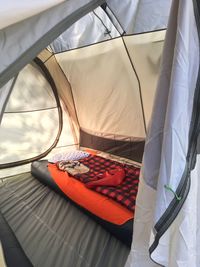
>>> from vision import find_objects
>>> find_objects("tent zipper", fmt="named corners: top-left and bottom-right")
top-left (149, 164), bottom-right (190, 255)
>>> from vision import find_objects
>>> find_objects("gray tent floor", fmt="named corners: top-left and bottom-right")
top-left (0, 172), bottom-right (129, 267)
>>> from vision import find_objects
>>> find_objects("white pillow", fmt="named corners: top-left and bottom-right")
top-left (48, 150), bottom-right (90, 163)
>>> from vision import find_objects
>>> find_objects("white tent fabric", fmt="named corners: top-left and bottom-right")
top-left (50, 6), bottom-right (121, 52)
top-left (0, 79), bottom-right (14, 124)
top-left (0, 0), bottom-right (65, 30)
top-left (0, 64), bottom-right (76, 178)
top-left (49, 0), bottom-right (171, 52)
top-left (125, 0), bottom-right (200, 266)
top-left (107, 0), bottom-right (172, 34)
top-left (0, 0), bottom-right (105, 88)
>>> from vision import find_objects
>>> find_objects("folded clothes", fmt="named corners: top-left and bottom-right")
top-left (86, 166), bottom-right (125, 188)
top-left (56, 161), bottom-right (89, 176)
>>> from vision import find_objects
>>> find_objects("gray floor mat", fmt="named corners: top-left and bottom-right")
top-left (0, 173), bottom-right (129, 267)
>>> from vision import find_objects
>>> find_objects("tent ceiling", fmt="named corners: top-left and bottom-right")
top-left (0, 0), bottom-right (65, 30)
top-left (107, 0), bottom-right (172, 34)
top-left (50, 6), bottom-right (121, 53)
top-left (0, 0), bottom-right (105, 89)
top-left (0, 0), bottom-right (173, 90)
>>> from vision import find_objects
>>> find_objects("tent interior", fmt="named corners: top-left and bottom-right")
top-left (0, 1), bottom-right (173, 266)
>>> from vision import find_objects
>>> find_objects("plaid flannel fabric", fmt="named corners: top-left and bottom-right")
top-left (73, 155), bottom-right (140, 212)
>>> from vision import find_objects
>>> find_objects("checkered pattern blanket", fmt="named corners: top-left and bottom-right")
top-left (73, 155), bottom-right (140, 212)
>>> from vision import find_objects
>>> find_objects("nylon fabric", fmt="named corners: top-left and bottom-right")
top-left (0, 0), bottom-right (65, 30)
top-left (0, 79), bottom-right (14, 125)
top-left (5, 64), bottom-right (56, 112)
top-left (125, 0), bottom-right (200, 266)
top-left (56, 37), bottom-right (146, 138)
top-left (48, 163), bottom-right (133, 224)
top-left (0, 110), bottom-right (59, 164)
top-left (41, 52), bottom-right (80, 143)
top-left (0, 212), bottom-right (32, 267)
top-left (0, 62), bottom-right (76, 171)
top-left (107, 0), bottom-right (172, 34)
top-left (124, 31), bottom-right (165, 127)
top-left (56, 32), bottom-right (164, 139)
top-left (0, 174), bottom-right (129, 267)
top-left (50, 7), bottom-right (120, 52)
top-left (0, 0), bottom-right (105, 88)
top-left (0, 107), bottom-right (75, 166)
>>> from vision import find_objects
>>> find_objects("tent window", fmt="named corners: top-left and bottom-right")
top-left (0, 61), bottom-right (62, 168)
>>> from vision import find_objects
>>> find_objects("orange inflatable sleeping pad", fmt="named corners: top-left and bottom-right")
top-left (48, 163), bottom-right (133, 225)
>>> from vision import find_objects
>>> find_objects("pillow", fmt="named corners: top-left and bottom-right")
top-left (48, 150), bottom-right (90, 163)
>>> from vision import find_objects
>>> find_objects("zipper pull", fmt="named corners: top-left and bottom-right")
top-left (164, 185), bottom-right (182, 201)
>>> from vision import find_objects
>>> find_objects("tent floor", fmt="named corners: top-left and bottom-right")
top-left (0, 173), bottom-right (129, 267)
top-left (0, 211), bottom-right (33, 267)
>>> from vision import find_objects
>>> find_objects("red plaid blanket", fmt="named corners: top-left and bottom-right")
top-left (72, 155), bottom-right (140, 212)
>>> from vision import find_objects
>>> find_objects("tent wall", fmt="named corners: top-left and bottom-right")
top-left (55, 32), bottom-right (165, 161)
top-left (125, 0), bottom-right (200, 266)
top-left (124, 31), bottom-right (165, 126)
top-left (50, 6), bottom-right (122, 52)
top-left (0, 29), bottom-right (165, 173)
top-left (0, 62), bottom-right (76, 178)
top-left (79, 129), bottom-right (145, 162)
top-left (49, 1), bottom-right (171, 53)
top-left (38, 50), bottom-right (80, 144)
top-left (0, 64), bottom-right (61, 165)
top-left (0, 24), bottom-right (166, 174)
top-left (56, 38), bottom-right (146, 138)
top-left (0, 79), bottom-right (15, 125)
top-left (0, 0), bottom-right (170, 172)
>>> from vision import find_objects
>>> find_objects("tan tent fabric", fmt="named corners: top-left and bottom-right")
top-left (40, 51), bottom-right (80, 144)
top-left (56, 38), bottom-right (146, 139)
top-left (0, 243), bottom-right (7, 267)
top-left (56, 32), bottom-right (165, 139)
top-left (124, 31), bottom-right (165, 126)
